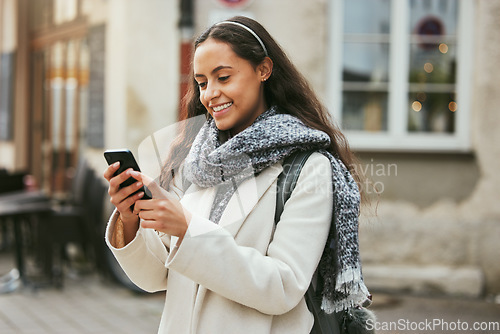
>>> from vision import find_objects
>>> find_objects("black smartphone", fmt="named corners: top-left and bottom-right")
top-left (104, 149), bottom-right (152, 200)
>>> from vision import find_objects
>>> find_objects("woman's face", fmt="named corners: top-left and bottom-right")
top-left (194, 38), bottom-right (271, 136)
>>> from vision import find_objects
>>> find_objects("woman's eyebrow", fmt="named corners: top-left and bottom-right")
top-left (195, 65), bottom-right (233, 78)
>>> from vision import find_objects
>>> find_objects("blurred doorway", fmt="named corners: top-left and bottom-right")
top-left (29, 0), bottom-right (89, 196)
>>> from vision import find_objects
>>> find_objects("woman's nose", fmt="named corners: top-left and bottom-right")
top-left (204, 82), bottom-right (220, 101)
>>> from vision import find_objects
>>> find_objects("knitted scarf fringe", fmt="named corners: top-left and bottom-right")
top-left (321, 267), bottom-right (371, 314)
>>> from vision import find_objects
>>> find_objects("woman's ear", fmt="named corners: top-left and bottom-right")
top-left (258, 57), bottom-right (273, 82)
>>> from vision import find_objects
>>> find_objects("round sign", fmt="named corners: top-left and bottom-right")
top-left (215, 0), bottom-right (254, 9)
top-left (415, 16), bottom-right (445, 50)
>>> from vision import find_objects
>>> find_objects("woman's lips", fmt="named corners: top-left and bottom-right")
top-left (212, 102), bottom-right (233, 118)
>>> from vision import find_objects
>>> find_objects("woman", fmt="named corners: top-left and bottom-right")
top-left (104, 16), bottom-right (370, 334)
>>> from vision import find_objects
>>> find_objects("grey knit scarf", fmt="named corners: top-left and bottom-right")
top-left (183, 107), bottom-right (371, 313)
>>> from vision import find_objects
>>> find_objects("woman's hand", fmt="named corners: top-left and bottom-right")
top-left (130, 171), bottom-right (192, 243)
top-left (103, 162), bottom-right (143, 244)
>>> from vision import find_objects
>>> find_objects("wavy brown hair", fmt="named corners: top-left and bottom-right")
top-left (161, 16), bottom-right (366, 201)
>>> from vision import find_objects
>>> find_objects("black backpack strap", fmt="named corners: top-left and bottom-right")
top-left (274, 150), bottom-right (315, 225)
top-left (275, 150), bottom-right (350, 334)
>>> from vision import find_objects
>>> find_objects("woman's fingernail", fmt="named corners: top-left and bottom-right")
top-left (113, 161), bottom-right (120, 168)
top-left (136, 182), bottom-right (143, 187)
top-left (137, 192), bottom-right (144, 198)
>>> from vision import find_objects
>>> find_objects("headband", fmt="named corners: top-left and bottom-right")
top-left (216, 21), bottom-right (269, 57)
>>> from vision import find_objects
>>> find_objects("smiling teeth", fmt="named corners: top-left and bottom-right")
top-left (213, 102), bottom-right (232, 112)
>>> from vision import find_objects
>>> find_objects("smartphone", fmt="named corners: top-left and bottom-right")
top-left (104, 149), bottom-right (152, 200)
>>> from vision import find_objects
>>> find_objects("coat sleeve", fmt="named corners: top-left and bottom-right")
top-left (104, 165), bottom-right (187, 292)
top-left (105, 210), bottom-right (170, 292)
top-left (165, 153), bottom-right (333, 315)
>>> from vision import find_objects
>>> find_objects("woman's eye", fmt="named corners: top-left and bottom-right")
top-left (219, 76), bottom-right (230, 82)
top-left (197, 82), bottom-right (207, 89)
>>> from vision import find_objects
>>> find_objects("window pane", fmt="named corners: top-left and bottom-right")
top-left (409, 42), bottom-right (456, 84)
top-left (87, 25), bottom-right (106, 148)
top-left (50, 42), bottom-right (64, 151)
top-left (65, 40), bottom-right (78, 151)
top-left (342, 0), bottom-right (390, 134)
top-left (0, 53), bottom-right (15, 140)
top-left (409, 0), bottom-right (458, 36)
top-left (54, 0), bottom-right (78, 24)
top-left (343, 42), bottom-right (390, 82)
top-left (344, 0), bottom-right (391, 34)
top-left (408, 92), bottom-right (456, 133)
top-left (408, 0), bottom-right (458, 134)
top-left (342, 92), bottom-right (388, 132)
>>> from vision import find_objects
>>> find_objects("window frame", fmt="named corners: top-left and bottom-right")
top-left (327, 0), bottom-right (474, 152)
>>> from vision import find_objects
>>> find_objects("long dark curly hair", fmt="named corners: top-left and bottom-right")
top-left (160, 16), bottom-right (365, 200)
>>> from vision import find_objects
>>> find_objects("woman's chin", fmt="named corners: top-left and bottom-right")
top-left (214, 120), bottom-right (231, 132)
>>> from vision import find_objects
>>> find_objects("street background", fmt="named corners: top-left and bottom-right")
top-left (1, 0), bottom-right (500, 333)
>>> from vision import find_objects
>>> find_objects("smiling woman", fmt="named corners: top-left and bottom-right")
top-left (103, 16), bottom-right (372, 334)
top-left (194, 39), bottom-right (272, 135)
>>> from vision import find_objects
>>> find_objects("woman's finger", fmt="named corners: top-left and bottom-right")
top-left (132, 198), bottom-right (159, 216)
top-left (130, 171), bottom-right (175, 200)
top-left (103, 162), bottom-right (120, 181)
top-left (112, 181), bottom-right (145, 206)
top-left (115, 191), bottom-right (144, 213)
top-left (134, 197), bottom-right (191, 238)
top-left (140, 217), bottom-right (187, 239)
top-left (137, 207), bottom-right (156, 221)
top-left (133, 197), bottom-right (161, 211)
top-left (140, 219), bottom-right (161, 230)
top-left (109, 168), bottom-right (136, 189)
top-left (108, 173), bottom-right (138, 201)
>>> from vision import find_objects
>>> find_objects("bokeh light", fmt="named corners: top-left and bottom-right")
top-left (424, 62), bottom-right (434, 73)
top-left (449, 101), bottom-right (457, 112)
top-left (439, 43), bottom-right (449, 54)
top-left (412, 101), bottom-right (422, 112)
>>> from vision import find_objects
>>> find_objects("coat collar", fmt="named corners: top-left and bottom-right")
top-left (181, 162), bottom-right (283, 237)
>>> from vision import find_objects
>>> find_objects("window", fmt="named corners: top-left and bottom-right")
top-left (328, 0), bottom-right (474, 151)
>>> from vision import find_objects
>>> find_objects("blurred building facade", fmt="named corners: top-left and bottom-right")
top-left (0, 0), bottom-right (499, 296)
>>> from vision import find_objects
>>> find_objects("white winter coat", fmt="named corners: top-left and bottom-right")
top-left (105, 152), bottom-right (333, 334)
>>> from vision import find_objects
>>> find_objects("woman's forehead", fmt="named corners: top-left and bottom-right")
top-left (193, 39), bottom-right (241, 74)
